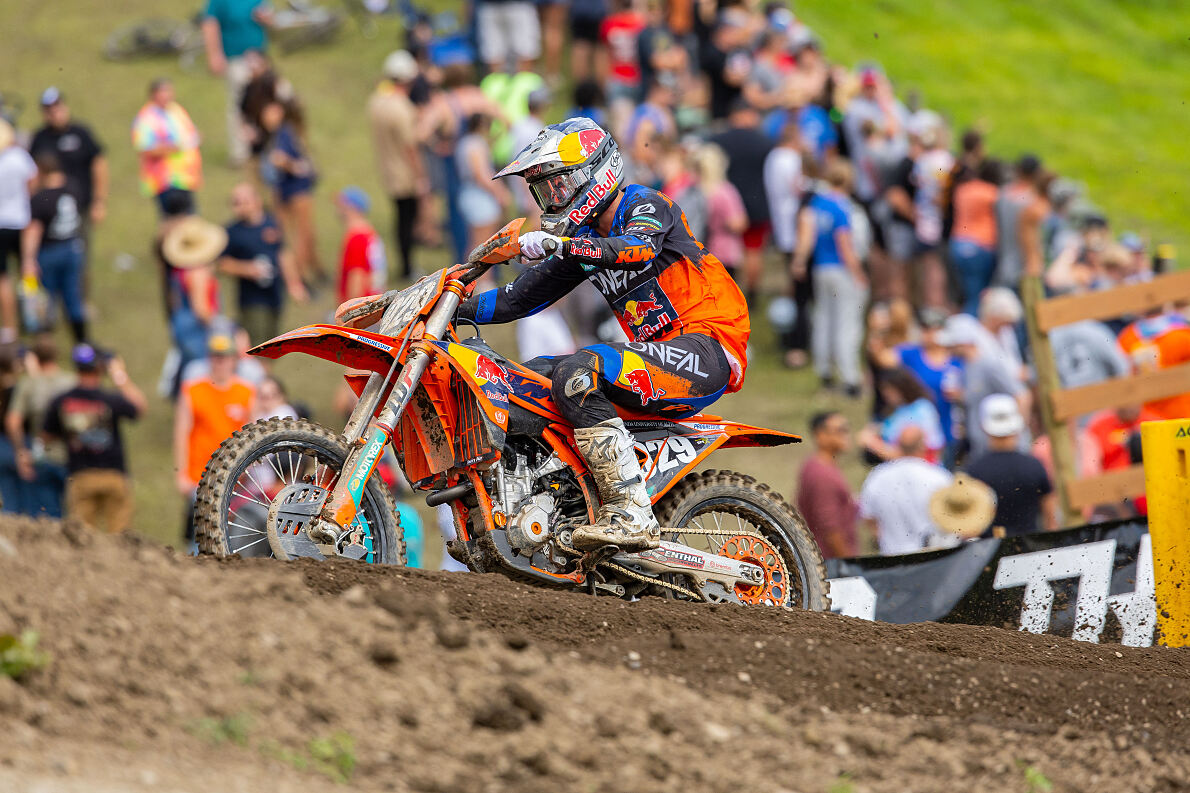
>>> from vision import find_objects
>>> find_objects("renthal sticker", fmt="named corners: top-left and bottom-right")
top-left (661, 546), bottom-right (705, 569)
top-left (615, 244), bottom-right (653, 264)
top-left (567, 163), bottom-right (619, 225)
top-left (623, 368), bottom-right (666, 405)
top-left (568, 238), bottom-right (602, 259)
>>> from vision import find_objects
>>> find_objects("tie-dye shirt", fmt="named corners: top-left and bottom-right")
top-left (131, 101), bottom-right (202, 196)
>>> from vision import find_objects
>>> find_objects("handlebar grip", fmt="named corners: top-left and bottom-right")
top-left (542, 237), bottom-right (560, 256)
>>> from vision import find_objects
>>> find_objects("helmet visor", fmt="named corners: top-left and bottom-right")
top-left (529, 169), bottom-right (588, 212)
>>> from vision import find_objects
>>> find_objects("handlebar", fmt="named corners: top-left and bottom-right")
top-left (542, 237), bottom-right (560, 255)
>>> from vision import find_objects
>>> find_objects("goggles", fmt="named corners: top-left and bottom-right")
top-left (529, 168), bottom-right (588, 211)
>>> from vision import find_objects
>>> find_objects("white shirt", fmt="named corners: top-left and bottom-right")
top-left (0, 146), bottom-right (37, 230)
top-left (859, 457), bottom-right (953, 555)
top-left (762, 146), bottom-right (802, 254)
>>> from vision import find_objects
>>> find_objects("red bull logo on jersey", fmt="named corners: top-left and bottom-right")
top-left (615, 284), bottom-right (676, 342)
top-left (623, 368), bottom-right (666, 406)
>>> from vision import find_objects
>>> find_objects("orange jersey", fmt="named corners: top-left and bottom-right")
top-left (1118, 315), bottom-right (1190, 420)
top-left (183, 377), bottom-right (255, 483)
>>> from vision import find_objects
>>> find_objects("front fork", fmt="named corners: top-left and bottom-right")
top-left (311, 285), bottom-right (464, 543)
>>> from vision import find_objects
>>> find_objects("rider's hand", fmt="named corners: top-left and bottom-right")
top-left (518, 231), bottom-right (563, 260)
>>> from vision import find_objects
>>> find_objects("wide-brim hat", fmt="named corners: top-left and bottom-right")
top-left (930, 474), bottom-right (997, 539)
top-left (162, 216), bottom-right (228, 270)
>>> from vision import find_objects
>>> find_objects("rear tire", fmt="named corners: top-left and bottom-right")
top-left (193, 417), bottom-right (405, 564)
top-left (654, 469), bottom-right (829, 611)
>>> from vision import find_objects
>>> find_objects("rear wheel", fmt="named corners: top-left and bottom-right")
top-left (653, 469), bottom-right (829, 610)
top-left (193, 418), bottom-right (405, 564)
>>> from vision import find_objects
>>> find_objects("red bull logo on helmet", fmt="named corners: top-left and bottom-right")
top-left (623, 368), bottom-right (666, 406)
top-left (567, 163), bottom-right (620, 226)
top-left (557, 127), bottom-right (607, 165)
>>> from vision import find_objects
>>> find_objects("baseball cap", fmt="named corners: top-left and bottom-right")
top-left (1119, 231), bottom-right (1145, 254)
top-left (980, 394), bottom-right (1025, 438)
top-left (72, 343), bottom-right (102, 370)
top-left (338, 186), bottom-right (371, 214)
top-left (382, 50), bottom-right (418, 83)
top-left (40, 87), bottom-right (62, 107)
top-left (208, 331), bottom-right (235, 356)
top-left (859, 67), bottom-right (879, 87)
top-left (937, 314), bottom-right (979, 348)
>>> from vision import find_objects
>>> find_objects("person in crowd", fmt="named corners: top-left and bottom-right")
top-left (1050, 318), bottom-right (1131, 392)
top-left (335, 186), bottom-right (387, 304)
top-left (180, 320), bottom-right (267, 388)
top-left (22, 154), bottom-right (88, 343)
top-left (44, 344), bottom-right (146, 533)
top-left (201, 0), bottom-right (272, 166)
top-left (599, 0), bottom-right (648, 138)
top-left (950, 158), bottom-right (1002, 315)
top-left (238, 50), bottom-right (291, 168)
top-left (941, 128), bottom-right (985, 232)
top-left (5, 336), bottom-right (74, 517)
top-left (742, 29), bottom-right (792, 112)
top-left (910, 121), bottom-right (954, 310)
top-left (174, 329), bottom-right (256, 549)
top-left (711, 100), bottom-right (773, 305)
top-left (0, 119), bottom-right (37, 343)
top-left (253, 374), bottom-right (297, 421)
top-left (1118, 231), bottom-right (1152, 283)
top-left (478, 68), bottom-right (545, 168)
top-left (132, 79), bottom-right (202, 216)
top-left (30, 88), bottom-right (108, 260)
top-left (259, 99), bottom-right (321, 286)
top-left (1117, 306), bottom-right (1190, 420)
top-left (455, 114), bottom-right (511, 256)
top-left (218, 182), bottom-right (306, 347)
top-left (863, 300), bottom-right (916, 419)
top-left (537, 0), bottom-right (568, 81)
top-left (700, 10), bottom-right (754, 121)
top-left (1083, 404), bottom-right (1158, 476)
top-left (797, 411), bottom-right (859, 559)
top-left (1018, 168), bottom-right (1055, 280)
top-left (763, 122), bottom-right (808, 367)
top-left (793, 159), bottom-right (866, 397)
top-left (161, 212), bottom-right (228, 394)
top-left (940, 311), bottom-right (1029, 458)
top-left (992, 154), bottom-right (1040, 289)
top-left (0, 348), bottom-right (20, 512)
top-left (508, 87), bottom-right (552, 226)
top-left (859, 425), bottom-right (955, 555)
top-left (841, 66), bottom-right (907, 205)
top-left (367, 50), bottom-right (426, 283)
top-left (695, 143), bottom-right (747, 278)
top-left (568, 1), bottom-right (609, 84)
top-left (877, 129), bottom-right (917, 303)
top-left (625, 79), bottom-right (677, 185)
top-left (966, 394), bottom-right (1055, 536)
top-left (475, 0), bottom-right (542, 74)
top-left (895, 308), bottom-right (963, 461)
top-left (570, 79), bottom-right (609, 128)
top-left (859, 366), bottom-right (945, 464)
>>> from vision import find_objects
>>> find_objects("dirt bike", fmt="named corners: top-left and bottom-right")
top-left (195, 219), bottom-right (829, 610)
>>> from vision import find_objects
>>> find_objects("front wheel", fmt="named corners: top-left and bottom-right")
top-left (193, 417), bottom-right (405, 564)
top-left (654, 469), bottom-right (829, 610)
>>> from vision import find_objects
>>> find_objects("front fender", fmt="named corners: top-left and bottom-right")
top-left (248, 324), bottom-right (401, 375)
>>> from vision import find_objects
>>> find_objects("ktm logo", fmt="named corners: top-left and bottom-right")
top-left (622, 292), bottom-right (665, 326)
top-left (615, 244), bottom-right (653, 264)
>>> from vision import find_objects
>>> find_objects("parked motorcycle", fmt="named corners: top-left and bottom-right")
top-left (195, 219), bottom-right (829, 610)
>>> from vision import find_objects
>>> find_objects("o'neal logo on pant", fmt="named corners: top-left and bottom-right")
top-left (613, 281), bottom-right (677, 342)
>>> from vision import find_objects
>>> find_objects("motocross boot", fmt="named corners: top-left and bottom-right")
top-left (570, 417), bottom-right (661, 552)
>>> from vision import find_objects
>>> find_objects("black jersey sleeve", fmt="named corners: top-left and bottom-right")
top-left (559, 191), bottom-right (673, 271)
top-left (457, 256), bottom-right (587, 325)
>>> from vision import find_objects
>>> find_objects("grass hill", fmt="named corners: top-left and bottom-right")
top-left (0, 0), bottom-right (1184, 551)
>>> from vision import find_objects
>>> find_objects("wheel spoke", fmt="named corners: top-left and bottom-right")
top-left (231, 487), bottom-right (269, 508)
top-left (242, 466), bottom-right (271, 501)
top-left (227, 520), bottom-right (264, 534)
top-left (265, 453), bottom-right (286, 483)
top-left (233, 536), bottom-right (269, 552)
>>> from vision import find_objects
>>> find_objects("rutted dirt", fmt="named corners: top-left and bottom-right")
top-left (2, 518), bottom-right (1190, 793)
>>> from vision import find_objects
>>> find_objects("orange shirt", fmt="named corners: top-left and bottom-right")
top-left (951, 179), bottom-right (998, 249)
top-left (184, 377), bottom-right (255, 482)
top-left (1117, 316), bottom-right (1190, 420)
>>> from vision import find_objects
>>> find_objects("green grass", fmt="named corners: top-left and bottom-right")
top-left (0, 630), bottom-right (51, 679)
top-left (0, 0), bottom-right (1182, 557)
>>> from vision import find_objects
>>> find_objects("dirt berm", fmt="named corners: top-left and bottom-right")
top-left (2, 517), bottom-right (1189, 793)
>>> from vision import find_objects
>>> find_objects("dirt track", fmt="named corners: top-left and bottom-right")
top-left (3, 517), bottom-right (1190, 793)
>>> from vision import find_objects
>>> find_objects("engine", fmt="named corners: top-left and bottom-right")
top-left (491, 445), bottom-right (569, 554)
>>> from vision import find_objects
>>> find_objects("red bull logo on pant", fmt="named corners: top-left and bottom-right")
top-left (623, 368), bottom-right (666, 405)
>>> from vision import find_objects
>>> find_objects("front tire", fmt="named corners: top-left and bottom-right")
top-left (193, 418), bottom-right (405, 564)
top-left (654, 469), bottom-right (829, 611)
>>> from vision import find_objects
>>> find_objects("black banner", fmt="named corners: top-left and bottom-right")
top-left (824, 520), bottom-right (1154, 646)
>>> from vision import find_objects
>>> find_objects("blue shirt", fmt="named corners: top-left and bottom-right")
top-left (807, 191), bottom-right (851, 268)
top-left (763, 104), bottom-right (838, 162)
top-left (881, 398), bottom-right (945, 453)
top-left (897, 344), bottom-right (963, 443)
top-left (204, 0), bottom-right (267, 57)
top-left (223, 213), bottom-right (284, 309)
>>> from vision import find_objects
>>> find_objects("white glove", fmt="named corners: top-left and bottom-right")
top-left (519, 231), bottom-right (563, 260)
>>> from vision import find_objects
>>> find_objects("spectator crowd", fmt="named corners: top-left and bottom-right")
top-left (0, 0), bottom-right (1184, 565)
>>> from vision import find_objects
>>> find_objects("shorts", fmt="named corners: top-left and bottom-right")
top-left (882, 220), bottom-right (915, 262)
top-left (742, 221), bottom-right (770, 252)
top-left (277, 175), bottom-right (316, 204)
top-left (0, 227), bottom-right (21, 275)
top-left (569, 13), bottom-right (604, 43)
top-left (476, 2), bottom-right (541, 65)
top-left (458, 185), bottom-right (501, 228)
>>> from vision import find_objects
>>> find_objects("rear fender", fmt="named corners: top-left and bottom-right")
top-left (249, 324), bottom-right (401, 374)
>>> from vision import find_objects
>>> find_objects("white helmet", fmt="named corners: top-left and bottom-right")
top-left (494, 117), bottom-right (624, 237)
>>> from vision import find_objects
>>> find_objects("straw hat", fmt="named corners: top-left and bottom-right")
top-left (0, 118), bottom-right (14, 150)
top-left (929, 474), bottom-right (997, 539)
top-left (162, 216), bottom-right (228, 270)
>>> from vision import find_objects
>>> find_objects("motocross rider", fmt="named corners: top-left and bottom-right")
top-left (458, 118), bottom-right (750, 553)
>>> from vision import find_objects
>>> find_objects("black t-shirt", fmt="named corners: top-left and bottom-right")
top-left (223, 214), bottom-right (285, 309)
top-left (29, 123), bottom-right (103, 209)
top-left (701, 44), bottom-right (749, 121)
top-left (967, 450), bottom-right (1053, 537)
top-left (709, 126), bottom-right (773, 224)
top-left (885, 155), bottom-right (916, 225)
top-left (44, 386), bottom-right (140, 473)
top-left (30, 186), bottom-right (83, 244)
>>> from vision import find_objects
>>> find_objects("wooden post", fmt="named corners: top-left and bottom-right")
top-left (1021, 275), bottom-right (1077, 524)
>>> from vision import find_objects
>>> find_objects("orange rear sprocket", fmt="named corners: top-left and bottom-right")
top-left (717, 534), bottom-right (789, 607)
